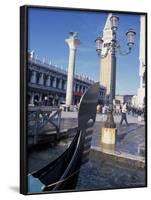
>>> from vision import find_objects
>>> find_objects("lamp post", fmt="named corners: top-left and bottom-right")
top-left (95, 15), bottom-right (136, 145)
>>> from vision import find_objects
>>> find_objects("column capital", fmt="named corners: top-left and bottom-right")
top-left (65, 32), bottom-right (80, 50)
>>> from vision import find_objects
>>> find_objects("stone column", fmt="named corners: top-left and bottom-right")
top-left (79, 85), bottom-right (82, 93)
top-left (38, 73), bottom-right (44, 85)
top-left (59, 79), bottom-right (62, 89)
top-left (76, 84), bottom-right (79, 92)
top-left (39, 94), bottom-right (42, 101)
top-left (39, 94), bottom-right (43, 106)
top-left (53, 77), bottom-right (57, 88)
top-left (30, 71), bottom-right (37, 84)
top-left (83, 86), bottom-right (85, 93)
top-left (64, 80), bottom-right (67, 90)
top-left (65, 32), bottom-right (80, 108)
top-left (73, 83), bottom-right (76, 92)
top-left (46, 75), bottom-right (51, 87)
top-left (50, 76), bottom-right (53, 87)
top-left (29, 93), bottom-right (34, 105)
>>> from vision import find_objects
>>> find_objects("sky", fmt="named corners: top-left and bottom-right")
top-left (28, 7), bottom-right (141, 95)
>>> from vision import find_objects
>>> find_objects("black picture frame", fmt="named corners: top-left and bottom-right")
top-left (20, 5), bottom-right (147, 195)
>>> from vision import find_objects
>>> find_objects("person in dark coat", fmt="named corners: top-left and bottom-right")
top-left (120, 102), bottom-right (128, 126)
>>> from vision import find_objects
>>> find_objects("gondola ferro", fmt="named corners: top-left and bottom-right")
top-left (28, 82), bottom-right (99, 193)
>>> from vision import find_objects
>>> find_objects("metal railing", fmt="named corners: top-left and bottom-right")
top-left (28, 106), bottom-right (62, 144)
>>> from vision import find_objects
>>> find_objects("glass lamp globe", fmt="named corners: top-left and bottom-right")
top-left (110, 16), bottom-right (119, 31)
top-left (95, 36), bottom-right (103, 55)
top-left (126, 28), bottom-right (136, 48)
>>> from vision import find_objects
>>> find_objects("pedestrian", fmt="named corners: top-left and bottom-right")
top-left (137, 107), bottom-right (142, 122)
top-left (120, 102), bottom-right (128, 126)
top-left (134, 107), bottom-right (137, 117)
top-left (96, 104), bottom-right (101, 113)
top-left (143, 106), bottom-right (146, 121)
top-left (120, 104), bottom-right (122, 114)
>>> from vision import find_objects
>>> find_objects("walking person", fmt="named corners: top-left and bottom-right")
top-left (96, 104), bottom-right (101, 113)
top-left (132, 107), bottom-right (135, 116)
top-left (137, 107), bottom-right (142, 122)
top-left (120, 102), bottom-right (128, 126)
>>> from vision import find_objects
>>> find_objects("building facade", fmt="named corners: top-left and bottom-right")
top-left (131, 15), bottom-right (146, 109)
top-left (131, 95), bottom-right (138, 108)
top-left (137, 15), bottom-right (146, 108)
top-left (115, 95), bottom-right (133, 106)
top-left (28, 53), bottom-right (106, 106)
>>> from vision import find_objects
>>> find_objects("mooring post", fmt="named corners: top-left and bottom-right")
top-left (33, 110), bottom-right (39, 145)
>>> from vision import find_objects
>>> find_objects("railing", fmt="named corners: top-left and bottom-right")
top-left (28, 106), bottom-right (62, 144)
top-left (29, 58), bottom-right (67, 76)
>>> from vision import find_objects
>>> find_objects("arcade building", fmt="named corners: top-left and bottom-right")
top-left (27, 52), bottom-right (106, 106)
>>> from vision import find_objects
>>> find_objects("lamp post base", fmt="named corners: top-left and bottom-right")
top-left (101, 109), bottom-right (117, 145)
top-left (101, 127), bottom-right (117, 145)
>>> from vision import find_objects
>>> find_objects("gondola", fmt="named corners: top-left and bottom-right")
top-left (28, 82), bottom-right (99, 193)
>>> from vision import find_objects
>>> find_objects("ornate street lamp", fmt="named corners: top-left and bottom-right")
top-left (96, 17), bottom-right (136, 57)
top-left (95, 15), bottom-right (136, 103)
top-left (126, 28), bottom-right (136, 49)
top-left (95, 15), bottom-right (136, 145)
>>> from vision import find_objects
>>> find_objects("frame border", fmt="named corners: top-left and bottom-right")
top-left (20, 5), bottom-right (148, 195)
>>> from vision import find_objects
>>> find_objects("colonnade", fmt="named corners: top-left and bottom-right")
top-left (30, 70), bottom-right (66, 90)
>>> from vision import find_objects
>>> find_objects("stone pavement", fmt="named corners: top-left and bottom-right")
top-left (61, 111), bottom-right (146, 161)
top-left (75, 112), bottom-right (146, 190)
top-left (91, 122), bottom-right (145, 162)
